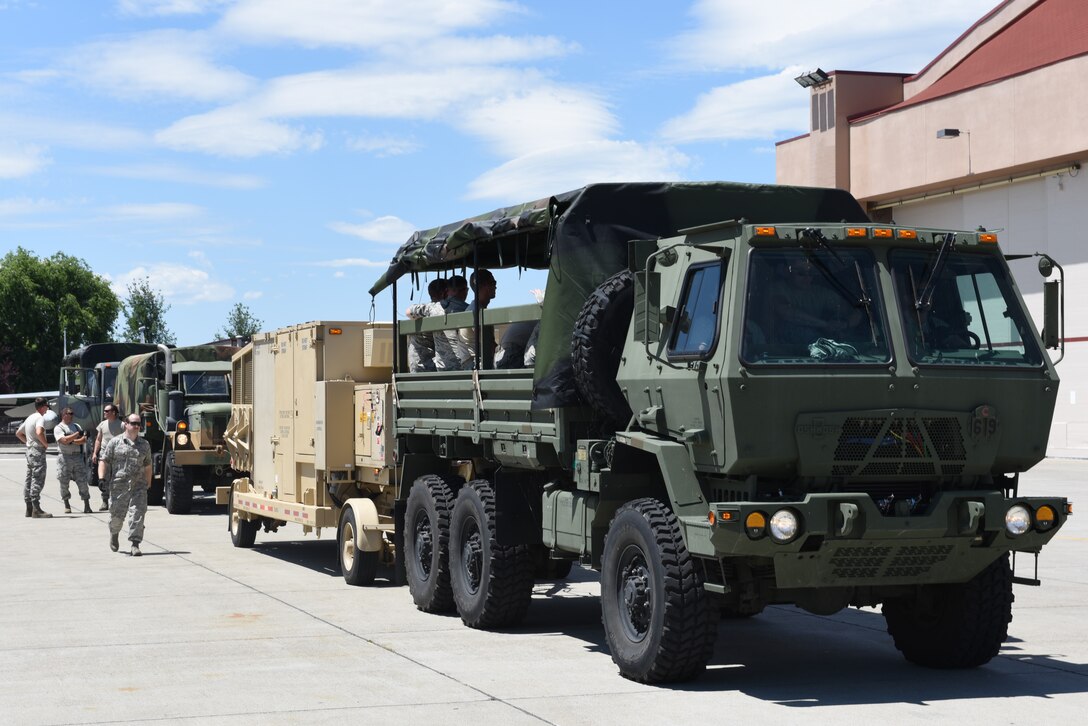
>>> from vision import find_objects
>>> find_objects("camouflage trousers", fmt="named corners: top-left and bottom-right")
top-left (23, 447), bottom-right (46, 502)
top-left (57, 454), bottom-right (92, 501)
top-left (109, 479), bottom-right (148, 545)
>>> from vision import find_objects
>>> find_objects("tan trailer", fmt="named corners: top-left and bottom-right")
top-left (218, 320), bottom-right (397, 585)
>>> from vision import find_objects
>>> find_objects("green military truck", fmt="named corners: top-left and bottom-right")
top-left (114, 344), bottom-right (237, 514)
top-left (370, 182), bottom-right (1071, 683)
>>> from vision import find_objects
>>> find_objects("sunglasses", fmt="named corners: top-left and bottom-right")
top-left (125, 420), bottom-right (141, 426)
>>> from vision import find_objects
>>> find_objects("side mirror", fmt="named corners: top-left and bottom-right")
top-left (1038, 256), bottom-right (1054, 278)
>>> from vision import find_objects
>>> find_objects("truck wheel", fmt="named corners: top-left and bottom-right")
top-left (572, 269), bottom-right (634, 426)
top-left (883, 553), bottom-right (1013, 668)
top-left (229, 487), bottom-right (258, 548)
top-left (404, 475), bottom-right (456, 613)
top-left (164, 452), bottom-right (193, 514)
top-left (339, 508), bottom-right (378, 587)
top-left (449, 479), bottom-right (534, 628)
top-left (601, 498), bottom-right (716, 683)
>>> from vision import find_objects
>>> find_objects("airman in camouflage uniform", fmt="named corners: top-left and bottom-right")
top-left (99, 414), bottom-right (152, 556)
top-left (15, 398), bottom-right (52, 518)
top-left (54, 408), bottom-right (92, 513)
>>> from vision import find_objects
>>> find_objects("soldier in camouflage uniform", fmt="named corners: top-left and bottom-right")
top-left (54, 408), bottom-right (93, 514)
top-left (15, 397), bottom-right (52, 518)
top-left (99, 414), bottom-right (153, 556)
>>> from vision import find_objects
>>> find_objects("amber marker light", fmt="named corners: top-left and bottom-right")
top-left (745, 511), bottom-right (767, 539)
top-left (846, 227), bottom-right (867, 237)
top-left (1035, 505), bottom-right (1057, 531)
top-left (897, 229), bottom-right (918, 239)
top-left (329, 327), bottom-right (343, 335)
top-left (754, 226), bottom-right (777, 237)
top-left (873, 228), bottom-right (893, 238)
top-left (177, 420), bottom-right (188, 431)
top-left (979, 233), bottom-right (998, 244)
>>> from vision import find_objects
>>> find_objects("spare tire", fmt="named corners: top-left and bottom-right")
top-left (572, 270), bottom-right (634, 425)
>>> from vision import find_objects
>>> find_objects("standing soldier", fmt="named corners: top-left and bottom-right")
top-left (91, 405), bottom-right (122, 511)
top-left (54, 408), bottom-right (93, 514)
top-left (15, 397), bottom-right (52, 518)
top-left (98, 413), bottom-right (152, 556)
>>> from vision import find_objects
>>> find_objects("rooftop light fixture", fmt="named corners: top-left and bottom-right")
top-left (794, 68), bottom-right (830, 88)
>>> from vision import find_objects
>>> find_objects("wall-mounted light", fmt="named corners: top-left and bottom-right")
top-left (937, 128), bottom-right (972, 174)
top-left (794, 68), bottom-right (830, 88)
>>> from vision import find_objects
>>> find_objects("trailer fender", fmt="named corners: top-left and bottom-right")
top-left (342, 498), bottom-right (383, 552)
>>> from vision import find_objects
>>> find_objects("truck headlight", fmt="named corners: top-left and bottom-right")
top-left (176, 433), bottom-right (189, 447)
top-left (769, 509), bottom-right (800, 543)
top-left (1005, 505), bottom-right (1031, 536)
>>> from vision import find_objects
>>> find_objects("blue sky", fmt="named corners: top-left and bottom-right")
top-left (1, 0), bottom-right (1000, 344)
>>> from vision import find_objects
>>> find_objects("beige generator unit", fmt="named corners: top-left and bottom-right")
top-left (219, 321), bottom-right (396, 585)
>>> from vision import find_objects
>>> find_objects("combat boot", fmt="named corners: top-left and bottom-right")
top-left (31, 500), bottom-right (52, 518)
top-left (99, 499), bottom-right (109, 512)
top-left (25, 500), bottom-right (32, 518)
top-left (110, 533), bottom-right (119, 552)
top-left (83, 498), bottom-right (93, 514)
top-left (63, 498), bottom-right (72, 514)
top-left (131, 543), bottom-right (142, 557)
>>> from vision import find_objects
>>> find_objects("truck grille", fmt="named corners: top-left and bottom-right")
top-left (831, 415), bottom-right (965, 477)
top-left (829, 543), bottom-right (954, 580)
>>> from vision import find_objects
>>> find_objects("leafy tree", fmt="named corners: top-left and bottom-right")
top-left (118, 277), bottom-right (176, 345)
top-left (216, 302), bottom-right (263, 339)
top-left (0, 247), bottom-right (120, 392)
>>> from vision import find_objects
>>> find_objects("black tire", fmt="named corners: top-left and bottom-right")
top-left (449, 479), bottom-right (534, 628)
top-left (404, 475), bottom-right (456, 613)
top-left (339, 508), bottom-right (378, 587)
top-left (883, 553), bottom-right (1013, 668)
top-left (229, 486), bottom-right (258, 548)
top-left (572, 269), bottom-right (634, 426)
top-left (601, 498), bottom-right (716, 683)
top-left (164, 452), bottom-right (193, 514)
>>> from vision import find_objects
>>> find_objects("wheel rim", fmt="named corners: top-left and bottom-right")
top-left (459, 518), bottom-right (483, 595)
top-left (617, 544), bottom-right (652, 643)
top-left (230, 508), bottom-right (239, 536)
top-left (342, 520), bottom-right (356, 571)
top-left (412, 511), bottom-right (433, 580)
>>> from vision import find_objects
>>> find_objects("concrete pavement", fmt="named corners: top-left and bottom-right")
top-left (1, 451), bottom-right (1086, 725)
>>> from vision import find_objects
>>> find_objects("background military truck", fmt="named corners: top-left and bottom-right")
top-left (56, 342), bottom-right (158, 487)
top-left (368, 181), bottom-right (1071, 683)
top-left (114, 344), bottom-right (237, 514)
top-left (218, 321), bottom-right (397, 585)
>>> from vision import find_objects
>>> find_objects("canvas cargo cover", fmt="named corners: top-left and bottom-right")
top-left (369, 182), bottom-right (869, 409)
top-left (62, 342), bottom-right (158, 369)
top-left (114, 345), bottom-right (236, 417)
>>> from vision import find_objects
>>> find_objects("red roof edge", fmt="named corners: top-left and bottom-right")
top-left (776, 132), bottom-right (810, 146)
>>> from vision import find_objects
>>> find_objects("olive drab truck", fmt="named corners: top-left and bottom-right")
top-left (218, 321), bottom-right (398, 585)
top-left (368, 182), bottom-right (1071, 684)
top-left (113, 344), bottom-right (237, 514)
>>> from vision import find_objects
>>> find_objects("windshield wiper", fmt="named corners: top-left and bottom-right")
top-left (914, 232), bottom-right (956, 311)
top-left (799, 228), bottom-right (877, 341)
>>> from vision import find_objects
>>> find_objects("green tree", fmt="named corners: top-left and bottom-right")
top-left (216, 302), bottom-right (263, 339)
top-left (118, 277), bottom-right (176, 345)
top-left (0, 247), bottom-right (120, 392)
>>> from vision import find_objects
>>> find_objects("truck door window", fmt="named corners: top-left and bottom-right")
top-left (742, 248), bottom-right (889, 365)
top-left (669, 261), bottom-right (724, 358)
top-left (891, 250), bottom-right (1043, 367)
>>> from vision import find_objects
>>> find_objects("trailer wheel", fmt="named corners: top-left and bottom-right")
top-left (339, 508), bottom-right (378, 587)
top-left (164, 452), bottom-right (193, 514)
top-left (572, 269), bottom-right (634, 426)
top-left (404, 475), bottom-right (456, 613)
top-left (601, 498), bottom-right (716, 683)
top-left (228, 487), bottom-right (258, 548)
top-left (449, 480), bottom-right (534, 628)
top-left (883, 553), bottom-right (1013, 668)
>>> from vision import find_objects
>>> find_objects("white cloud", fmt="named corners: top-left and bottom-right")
top-left (242, 290), bottom-right (263, 300)
top-left (467, 140), bottom-right (690, 202)
top-left (346, 134), bottom-right (421, 157)
top-left (188, 249), bottom-right (210, 267)
top-left (104, 202), bottom-right (204, 220)
top-left (329, 214), bottom-right (416, 244)
top-left (387, 35), bottom-right (577, 67)
top-left (660, 68), bottom-right (808, 143)
top-left (0, 196), bottom-right (62, 216)
top-left (0, 144), bottom-right (50, 178)
top-left (109, 263), bottom-right (234, 304)
top-left (218, 0), bottom-right (516, 49)
top-left (0, 112), bottom-right (148, 150)
top-left (67, 31), bottom-right (255, 102)
top-left (333, 271), bottom-right (346, 278)
top-left (117, 0), bottom-right (230, 16)
top-left (88, 163), bottom-right (266, 189)
top-left (671, 0), bottom-right (1000, 72)
top-left (155, 106), bottom-right (324, 157)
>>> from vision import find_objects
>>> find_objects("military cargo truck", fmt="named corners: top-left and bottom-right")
top-left (368, 182), bottom-right (1071, 683)
top-left (114, 344), bottom-right (237, 513)
top-left (218, 321), bottom-right (397, 585)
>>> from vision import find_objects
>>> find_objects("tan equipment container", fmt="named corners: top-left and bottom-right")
top-left (219, 321), bottom-right (396, 585)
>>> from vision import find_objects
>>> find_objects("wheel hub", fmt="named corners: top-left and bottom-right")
top-left (461, 528), bottom-right (483, 594)
top-left (619, 555), bottom-right (651, 641)
top-left (413, 516), bottom-right (433, 578)
top-left (342, 522), bottom-right (355, 569)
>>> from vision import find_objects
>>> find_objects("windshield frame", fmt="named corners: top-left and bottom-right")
top-left (181, 371), bottom-right (230, 397)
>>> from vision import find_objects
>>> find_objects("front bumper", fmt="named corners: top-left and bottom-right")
top-left (681, 491), bottom-right (1067, 588)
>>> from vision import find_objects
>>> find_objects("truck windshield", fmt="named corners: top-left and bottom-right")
top-left (742, 248), bottom-right (890, 365)
top-left (182, 372), bottom-right (229, 396)
top-left (890, 249), bottom-right (1044, 367)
